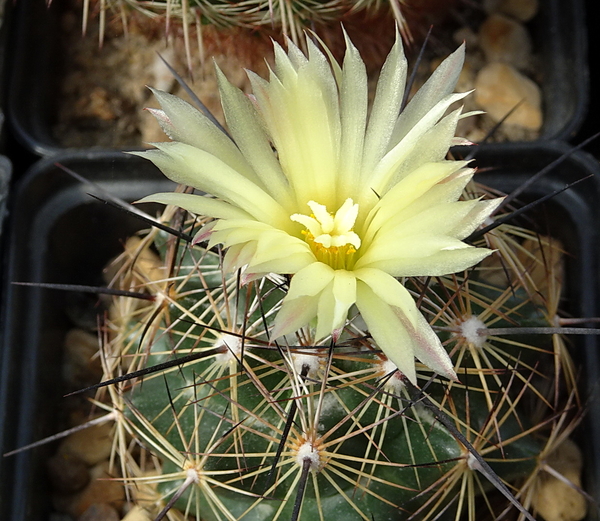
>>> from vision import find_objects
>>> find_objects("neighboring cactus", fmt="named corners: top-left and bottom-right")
top-left (84, 32), bottom-right (587, 521)
top-left (86, 0), bottom-right (411, 44)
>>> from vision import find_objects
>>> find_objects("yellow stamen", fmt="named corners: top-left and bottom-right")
top-left (291, 199), bottom-right (361, 270)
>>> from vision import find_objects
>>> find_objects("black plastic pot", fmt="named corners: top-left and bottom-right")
top-left (0, 143), bottom-right (599, 520)
top-left (0, 155), bottom-right (11, 235)
top-left (0, 0), bottom-right (11, 152)
top-left (0, 151), bottom-right (175, 520)
top-left (5, 0), bottom-right (590, 157)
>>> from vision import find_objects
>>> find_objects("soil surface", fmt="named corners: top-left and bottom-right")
top-left (53, 0), bottom-right (541, 149)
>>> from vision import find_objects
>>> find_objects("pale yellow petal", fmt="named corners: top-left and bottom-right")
top-left (338, 30), bottom-right (368, 196)
top-left (248, 39), bottom-right (342, 208)
top-left (357, 236), bottom-right (493, 277)
top-left (271, 295), bottom-right (319, 341)
top-left (354, 268), bottom-right (420, 324)
top-left (400, 304), bottom-right (457, 382)
top-left (366, 91), bottom-right (470, 198)
top-left (314, 280), bottom-right (336, 341)
top-left (132, 143), bottom-right (289, 228)
top-left (362, 167), bottom-right (480, 247)
top-left (137, 192), bottom-right (252, 221)
top-left (209, 220), bottom-right (275, 250)
top-left (389, 43), bottom-right (466, 146)
top-left (246, 251), bottom-right (316, 277)
top-left (305, 37), bottom-right (340, 120)
top-left (355, 281), bottom-right (417, 384)
top-left (272, 40), bottom-right (301, 84)
top-left (270, 262), bottom-right (336, 340)
top-left (286, 262), bottom-right (335, 300)
top-left (379, 200), bottom-right (493, 240)
top-left (360, 161), bottom-right (471, 245)
top-left (448, 198), bottom-right (503, 239)
top-left (248, 235), bottom-right (313, 270)
top-left (360, 30), bottom-right (407, 181)
top-left (315, 270), bottom-right (357, 341)
top-left (215, 67), bottom-right (294, 209)
top-left (356, 271), bottom-right (456, 381)
top-left (375, 108), bottom-right (465, 193)
top-left (147, 88), bottom-right (257, 182)
top-left (222, 242), bottom-right (256, 273)
top-left (211, 221), bottom-right (313, 274)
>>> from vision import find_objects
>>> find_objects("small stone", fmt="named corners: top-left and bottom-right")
top-left (104, 236), bottom-right (166, 289)
top-left (532, 439), bottom-right (587, 521)
top-left (58, 421), bottom-right (113, 467)
top-left (128, 470), bottom-right (160, 506)
top-left (62, 462), bottom-right (125, 518)
top-left (456, 58), bottom-right (477, 93)
top-left (474, 62), bottom-right (542, 131)
top-left (47, 452), bottom-right (90, 494)
top-left (484, 0), bottom-right (539, 21)
top-left (75, 87), bottom-right (118, 121)
top-left (453, 26), bottom-right (478, 49)
top-left (78, 503), bottom-right (120, 521)
top-left (63, 329), bottom-right (103, 387)
top-left (479, 14), bottom-right (532, 70)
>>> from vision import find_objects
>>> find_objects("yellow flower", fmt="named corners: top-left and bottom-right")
top-left (136, 32), bottom-right (501, 384)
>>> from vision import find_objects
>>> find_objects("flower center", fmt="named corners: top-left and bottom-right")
top-left (291, 199), bottom-right (361, 269)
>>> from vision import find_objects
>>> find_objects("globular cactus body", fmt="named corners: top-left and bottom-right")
top-left (97, 30), bottom-right (583, 521)
top-left (108, 223), bottom-right (561, 521)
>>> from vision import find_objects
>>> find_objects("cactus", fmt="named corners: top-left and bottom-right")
top-left (86, 0), bottom-right (409, 44)
top-left (97, 202), bottom-right (580, 521)
top-left (79, 32), bottom-right (587, 521)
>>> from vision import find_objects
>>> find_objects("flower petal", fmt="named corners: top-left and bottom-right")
top-left (355, 280), bottom-right (417, 384)
top-left (379, 199), bottom-right (498, 240)
top-left (389, 43), bottom-right (466, 146)
top-left (132, 142), bottom-right (289, 228)
top-left (366, 91), bottom-right (470, 198)
top-left (249, 45), bottom-right (341, 207)
top-left (360, 161), bottom-right (471, 245)
top-left (222, 242), bottom-right (256, 273)
top-left (271, 295), bottom-right (319, 341)
top-left (357, 235), bottom-right (493, 277)
top-left (360, 29), bottom-right (407, 182)
top-left (146, 88), bottom-right (257, 182)
top-left (212, 220), bottom-right (314, 275)
top-left (137, 192), bottom-right (253, 220)
top-left (399, 305), bottom-right (457, 382)
top-left (372, 108), bottom-right (466, 193)
top-left (338, 30), bottom-right (368, 197)
top-left (286, 262), bottom-right (336, 300)
top-left (355, 269), bottom-right (457, 381)
top-left (246, 251), bottom-right (316, 277)
top-left (354, 268), bottom-right (420, 326)
top-left (215, 67), bottom-right (294, 209)
top-left (315, 270), bottom-right (357, 341)
top-left (271, 261), bottom-right (336, 340)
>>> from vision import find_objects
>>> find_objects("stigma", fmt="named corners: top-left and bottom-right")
top-left (291, 199), bottom-right (361, 269)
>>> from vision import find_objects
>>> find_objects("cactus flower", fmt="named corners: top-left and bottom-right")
top-left (136, 32), bottom-right (501, 384)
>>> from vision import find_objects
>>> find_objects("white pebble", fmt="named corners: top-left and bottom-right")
top-left (475, 62), bottom-right (542, 131)
top-left (484, 0), bottom-right (539, 22)
top-left (479, 14), bottom-right (532, 70)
